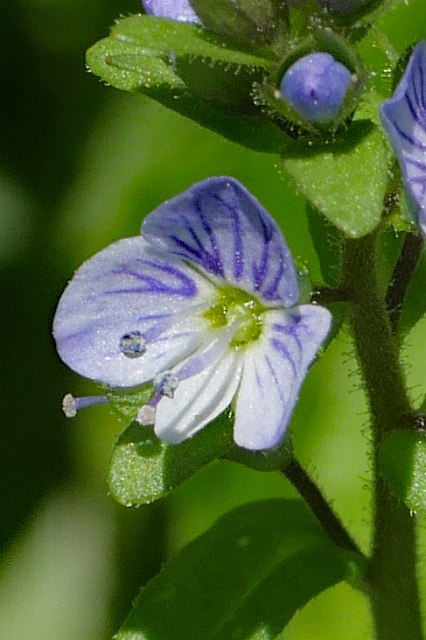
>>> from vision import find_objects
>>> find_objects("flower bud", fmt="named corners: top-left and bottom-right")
top-left (280, 52), bottom-right (352, 123)
top-left (142, 0), bottom-right (200, 23)
top-left (318, 0), bottom-right (372, 16)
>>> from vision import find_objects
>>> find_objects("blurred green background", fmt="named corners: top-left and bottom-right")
top-left (1, 1), bottom-right (426, 638)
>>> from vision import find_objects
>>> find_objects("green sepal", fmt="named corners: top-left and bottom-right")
top-left (107, 384), bottom-right (154, 423)
top-left (174, 55), bottom-right (263, 111)
top-left (190, 0), bottom-right (289, 50)
top-left (109, 413), bottom-right (234, 507)
top-left (280, 120), bottom-right (389, 238)
top-left (379, 429), bottom-right (426, 515)
top-left (114, 500), bottom-right (365, 640)
top-left (86, 15), bottom-right (288, 152)
top-left (254, 28), bottom-right (367, 138)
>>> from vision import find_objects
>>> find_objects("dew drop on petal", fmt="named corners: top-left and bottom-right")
top-left (137, 404), bottom-right (156, 425)
top-left (155, 372), bottom-right (179, 398)
top-left (119, 331), bottom-right (147, 358)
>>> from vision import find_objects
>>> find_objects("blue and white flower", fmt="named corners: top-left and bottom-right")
top-left (381, 41), bottom-right (426, 236)
top-left (53, 178), bottom-right (331, 450)
top-left (142, 0), bottom-right (200, 23)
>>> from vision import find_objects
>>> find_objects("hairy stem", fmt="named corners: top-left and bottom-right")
top-left (386, 232), bottom-right (423, 334)
top-left (343, 234), bottom-right (422, 640)
top-left (283, 458), bottom-right (362, 556)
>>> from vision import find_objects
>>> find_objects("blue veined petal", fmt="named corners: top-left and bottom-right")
top-left (233, 305), bottom-right (331, 450)
top-left (53, 237), bottom-right (217, 387)
top-left (154, 350), bottom-right (243, 443)
top-left (142, 177), bottom-right (300, 308)
top-left (381, 41), bottom-right (426, 234)
top-left (142, 0), bottom-right (200, 22)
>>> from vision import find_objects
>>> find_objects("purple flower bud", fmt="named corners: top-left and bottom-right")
top-left (280, 52), bottom-right (352, 124)
top-left (142, 0), bottom-right (200, 23)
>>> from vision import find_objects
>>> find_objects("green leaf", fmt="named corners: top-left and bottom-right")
top-left (379, 429), bottom-right (426, 514)
top-left (399, 248), bottom-right (426, 335)
top-left (86, 15), bottom-right (288, 152)
top-left (190, 0), bottom-right (288, 49)
top-left (306, 203), bottom-right (343, 287)
top-left (280, 121), bottom-right (389, 238)
top-left (114, 500), bottom-right (364, 640)
top-left (109, 414), bottom-right (234, 506)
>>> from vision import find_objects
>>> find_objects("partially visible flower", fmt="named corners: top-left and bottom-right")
top-left (280, 52), bottom-right (352, 123)
top-left (53, 178), bottom-right (331, 450)
top-left (142, 0), bottom-right (200, 23)
top-left (381, 41), bottom-right (426, 236)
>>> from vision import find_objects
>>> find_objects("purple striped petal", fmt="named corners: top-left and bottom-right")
top-left (142, 177), bottom-right (300, 308)
top-left (142, 0), bottom-right (200, 22)
top-left (53, 237), bottom-right (216, 387)
top-left (381, 41), bottom-right (426, 235)
top-left (233, 304), bottom-right (331, 450)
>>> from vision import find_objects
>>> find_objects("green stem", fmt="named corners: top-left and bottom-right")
top-left (386, 232), bottom-right (423, 334)
top-left (342, 234), bottom-right (423, 640)
top-left (283, 458), bottom-right (362, 556)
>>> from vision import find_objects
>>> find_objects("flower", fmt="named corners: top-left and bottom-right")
top-left (381, 41), bottom-right (426, 236)
top-left (280, 52), bottom-right (352, 124)
top-left (53, 178), bottom-right (331, 450)
top-left (142, 0), bottom-right (200, 23)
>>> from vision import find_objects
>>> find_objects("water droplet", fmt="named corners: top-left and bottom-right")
top-left (119, 331), bottom-right (147, 358)
top-left (155, 372), bottom-right (179, 398)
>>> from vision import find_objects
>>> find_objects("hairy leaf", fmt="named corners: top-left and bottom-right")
top-left (281, 121), bottom-right (389, 237)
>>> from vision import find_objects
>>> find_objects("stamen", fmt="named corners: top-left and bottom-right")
top-left (62, 393), bottom-right (108, 418)
top-left (155, 372), bottom-right (179, 398)
top-left (119, 331), bottom-right (147, 358)
top-left (136, 404), bottom-right (156, 425)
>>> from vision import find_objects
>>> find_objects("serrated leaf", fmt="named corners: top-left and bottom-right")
top-left (281, 121), bottom-right (389, 238)
top-left (109, 414), bottom-right (233, 506)
top-left (114, 500), bottom-right (364, 640)
top-left (86, 15), bottom-right (288, 152)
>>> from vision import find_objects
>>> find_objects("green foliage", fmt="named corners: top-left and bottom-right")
top-left (280, 121), bottom-right (389, 238)
top-left (379, 429), bottom-right (426, 514)
top-left (114, 500), bottom-right (364, 640)
top-left (399, 248), bottom-right (426, 335)
top-left (86, 14), bottom-right (288, 152)
top-left (306, 203), bottom-right (343, 286)
top-left (109, 415), bottom-right (234, 506)
top-left (190, 0), bottom-right (289, 49)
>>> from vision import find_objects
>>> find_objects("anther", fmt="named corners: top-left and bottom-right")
top-left (155, 372), bottom-right (179, 398)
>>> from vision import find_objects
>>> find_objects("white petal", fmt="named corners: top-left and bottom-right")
top-left (53, 236), bottom-right (216, 387)
top-left (234, 305), bottom-right (331, 450)
top-left (154, 350), bottom-right (243, 444)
